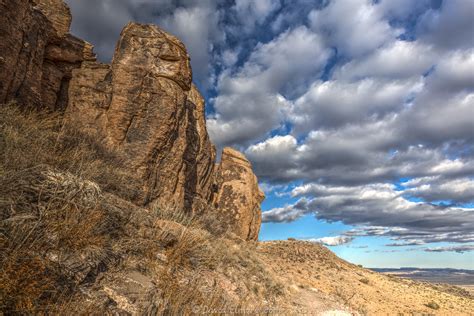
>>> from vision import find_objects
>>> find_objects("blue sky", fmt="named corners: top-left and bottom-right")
top-left (66, 0), bottom-right (474, 269)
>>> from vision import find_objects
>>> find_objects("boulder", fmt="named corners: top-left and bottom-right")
top-left (212, 148), bottom-right (265, 241)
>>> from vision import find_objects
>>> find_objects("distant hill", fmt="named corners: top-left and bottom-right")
top-left (372, 268), bottom-right (474, 286)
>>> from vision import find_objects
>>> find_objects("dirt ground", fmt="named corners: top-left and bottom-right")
top-left (257, 240), bottom-right (474, 315)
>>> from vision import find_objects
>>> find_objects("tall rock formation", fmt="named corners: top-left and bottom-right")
top-left (65, 23), bottom-right (217, 214)
top-left (0, 0), bottom-right (95, 111)
top-left (0, 0), bottom-right (264, 240)
top-left (212, 148), bottom-right (265, 240)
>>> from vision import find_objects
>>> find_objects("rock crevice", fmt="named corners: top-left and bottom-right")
top-left (0, 0), bottom-right (95, 111)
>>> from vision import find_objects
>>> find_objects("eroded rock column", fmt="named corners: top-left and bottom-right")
top-left (212, 148), bottom-right (265, 241)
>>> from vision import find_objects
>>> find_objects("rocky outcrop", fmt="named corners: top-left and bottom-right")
top-left (65, 23), bottom-right (217, 214)
top-left (0, 0), bottom-right (95, 110)
top-left (212, 148), bottom-right (265, 240)
top-left (30, 0), bottom-right (71, 38)
top-left (1, 0), bottom-right (264, 241)
top-left (64, 22), bottom-right (264, 240)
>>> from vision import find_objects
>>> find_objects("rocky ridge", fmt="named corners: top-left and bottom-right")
top-left (0, 0), bottom-right (263, 241)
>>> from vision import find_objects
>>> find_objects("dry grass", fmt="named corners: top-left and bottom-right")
top-left (153, 265), bottom-right (234, 315)
top-left (425, 300), bottom-right (440, 310)
top-left (0, 103), bottom-right (137, 200)
top-left (145, 207), bottom-right (284, 313)
top-left (359, 278), bottom-right (370, 285)
top-left (0, 104), bottom-right (285, 314)
top-left (0, 165), bottom-right (116, 313)
top-left (0, 104), bottom-right (125, 313)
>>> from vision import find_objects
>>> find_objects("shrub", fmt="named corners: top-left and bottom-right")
top-left (0, 168), bottom-right (111, 314)
top-left (425, 301), bottom-right (440, 310)
top-left (360, 278), bottom-right (370, 285)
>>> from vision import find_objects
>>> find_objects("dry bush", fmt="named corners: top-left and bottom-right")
top-left (146, 208), bottom-right (284, 313)
top-left (143, 215), bottom-right (246, 314)
top-left (153, 266), bottom-right (232, 315)
top-left (359, 278), bottom-right (370, 285)
top-left (425, 301), bottom-right (440, 310)
top-left (195, 209), bottom-right (230, 237)
top-left (165, 229), bottom-right (214, 268)
top-left (0, 251), bottom-right (61, 313)
top-left (151, 245), bottom-right (271, 315)
top-left (150, 210), bottom-right (223, 269)
top-left (208, 239), bottom-right (286, 300)
top-left (334, 286), bottom-right (357, 305)
top-left (0, 166), bottom-right (116, 313)
top-left (152, 205), bottom-right (200, 228)
top-left (152, 203), bottom-right (229, 239)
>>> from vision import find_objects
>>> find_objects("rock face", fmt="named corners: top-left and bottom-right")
top-left (1, 0), bottom-right (264, 240)
top-left (0, 0), bottom-right (95, 110)
top-left (63, 22), bottom-right (263, 240)
top-left (65, 23), bottom-right (217, 214)
top-left (212, 148), bottom-right (265, 241)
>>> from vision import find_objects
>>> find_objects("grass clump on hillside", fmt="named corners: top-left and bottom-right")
top-left (425, 301), bottom-right (440, 310)
top-left (359, 278), bottom-right (370, 285)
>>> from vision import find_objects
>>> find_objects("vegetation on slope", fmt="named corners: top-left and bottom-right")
top-left (0, 104), bottom-right (284, 314)
top-left (0, 104), bottom-right (133, 312)
top-left (1, 104), bottom-right (472, 315)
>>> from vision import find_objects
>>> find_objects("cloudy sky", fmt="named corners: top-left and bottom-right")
top-left (66, 0), bottom-right (474, 269)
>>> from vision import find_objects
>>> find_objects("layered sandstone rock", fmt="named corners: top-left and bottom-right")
top-left (212, 148), bottom-right (265, 240)
top-left (64, 22), bottom-right (264, 240)
top-left (31, 0), bottom-right (72, 38)
top-left (65, 23), bottom-right (217, 213)
top-left (1, 0), bottom-right (264, 240)
top-left (0, 0), bottom-right (95, 110)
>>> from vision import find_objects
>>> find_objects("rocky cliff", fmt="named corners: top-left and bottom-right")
top-left (0, 0), bottom-right (95, 111)
top-left (0, 0), bottom-right (263, 241)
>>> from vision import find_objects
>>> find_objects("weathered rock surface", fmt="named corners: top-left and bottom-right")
top-left (65, 23), bottom-right (217, 213)
top-left (64, 22), bottom-right (264, 240)
top-left (212, 148), bottom-right (265, 241)
top-left (0, 0), bottom-right (95, 110)
top-left (31, 0), bottom-right (72, 38)
top-left (1, 0), bottom-right (264, 240)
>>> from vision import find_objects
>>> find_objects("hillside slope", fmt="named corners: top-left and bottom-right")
top-left (1, 106), bottom-right (473, 314)
top-left (258, 241), bottom-right (474, 315)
